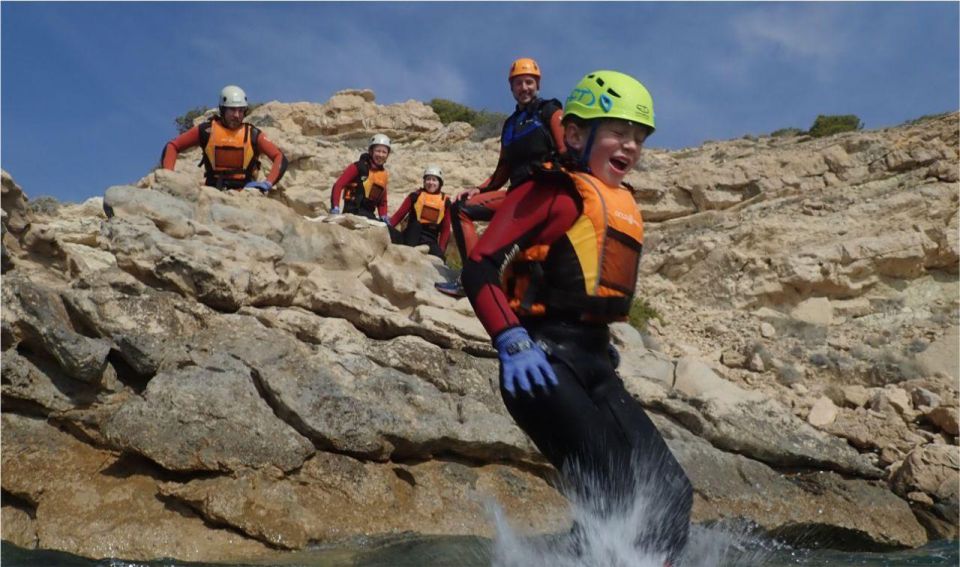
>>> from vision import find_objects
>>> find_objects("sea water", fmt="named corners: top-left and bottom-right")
top-left (4, 458), bottom-right (956, 566)
top-left (4, 497), bottom-right (956, 567)
top-left (2, 537), bottom-right (958, 567)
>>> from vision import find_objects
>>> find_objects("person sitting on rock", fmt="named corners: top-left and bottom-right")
top-left (386, 165), bottom-right (451, 259)
top-left (330, 134), bottom-right (392, 222)
top-left (435, 57), bottom-right (566, 297)
top-left (160, 85), bottom-right (288, 193)
top-left (462, 70), bottom-right (692, 566)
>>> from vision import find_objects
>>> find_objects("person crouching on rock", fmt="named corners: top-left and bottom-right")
top-left (386, 165), bottom-right (452, 259)
top-left (160, 85), bottom-right (288, 193)
top-left (330, 134), bottom-right (392, 222)
top-left (461, 70), bottom-right (693, 565)
top-left (435, 57), bottom-right (566, 298)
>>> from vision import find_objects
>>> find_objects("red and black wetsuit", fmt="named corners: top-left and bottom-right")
top-left (450, 97), bottom-right (566, 259)
top-left (388, 190), bottom-right (452, 258)
top-left (462, 173), bottom-right (693, 563)
top-left (330, 154), bottom-right (389, 220)
top-left (161, 118), bottom-right (287, 190)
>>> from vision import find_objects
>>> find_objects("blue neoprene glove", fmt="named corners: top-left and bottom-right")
top-left (330, 206), bottom-right (341, 214)
top-left (493, 327), bottom-right (558, 397)
top-left (244, 181), bottom-right (272, 193)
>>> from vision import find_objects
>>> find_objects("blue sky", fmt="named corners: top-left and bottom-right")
top-left (2, 2), bottom-right (958, 203)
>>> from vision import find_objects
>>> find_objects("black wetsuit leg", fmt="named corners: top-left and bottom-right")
top-left (425, 240), bottom-right (443, 258)
top-left (418, 225), bottom-right (444, 258)
top-left (401, 221), bottom-right (422, 247)
top-left (357, 204), bottom-right (378, 220)
top-left (343, 197), bottom-right (378, 220)
top-left (387, 224), bottom-right (403, 244)
top-left (502, 320), bottom-right (693, 563)
top-left (398, 223), bottom-right (444, 258)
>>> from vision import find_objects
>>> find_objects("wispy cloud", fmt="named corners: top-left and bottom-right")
top-left (731, 4), bottom-right (847, 77)
top-left (186, 19), bottom-right (470, 107)
top-left (3, 2), bottom-right (956, 203)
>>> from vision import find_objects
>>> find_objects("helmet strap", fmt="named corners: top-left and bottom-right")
top-left (579, 122), bottom-right (599, 173)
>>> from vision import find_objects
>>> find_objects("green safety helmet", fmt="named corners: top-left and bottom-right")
top-left (563, 70), bottom-right (655, 133)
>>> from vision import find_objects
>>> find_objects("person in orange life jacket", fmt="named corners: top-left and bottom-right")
top-left (435, 57), bottom-right (566, 298)
top-left (461, 71), bottom-right (692, 566)
top-left (161, 85), bottom-right (288, 192)
top-left (386, 165), bottom-right (452, 259)
top-left (329, 134), bottom-right (392, 222)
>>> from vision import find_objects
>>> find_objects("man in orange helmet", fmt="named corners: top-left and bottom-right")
top-left (435, 57), bottom-right (565, 297)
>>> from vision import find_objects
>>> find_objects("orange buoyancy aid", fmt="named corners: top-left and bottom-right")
top-left (363, 168), bottom-right (389, 202)
top-left (503, 167), bottom-right (644, 321)
top-left (202, 120), bottom-right (257, 185)
top-left (414, 191), bottom-right (449, 225)
top-left (344, 166), bottom-right (389, 206)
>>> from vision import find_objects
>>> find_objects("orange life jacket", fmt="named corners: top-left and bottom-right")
top-left (414, 190), bottom-right (448, 225)
top-left (502, 166), bottom-right (644, 321)
top-left (201, 119), bottom-right (257, 187)
top-left (343, 159), bottom-right (389, 208)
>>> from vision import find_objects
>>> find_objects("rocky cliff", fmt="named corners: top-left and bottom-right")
top-left (1, 90), bottom-right (957, 562)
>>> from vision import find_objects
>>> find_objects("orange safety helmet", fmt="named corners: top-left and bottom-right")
top-left (508, 58), bottom-right (541, 84)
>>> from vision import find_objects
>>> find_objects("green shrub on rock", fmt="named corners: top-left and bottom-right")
top-left (808, 114), bottom-right (863, 138)
top-left (628, 297), bottom-right (662, 332)
top-left (771, 127), bottom-right (804, 138)
top-left (430, 98), bottom-right (477, 125)
top-left (174, 106), bottom-right (210, 134)
top-left (430, 98), bottom-right (507, 141)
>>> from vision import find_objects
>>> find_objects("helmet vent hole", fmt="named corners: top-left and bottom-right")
top-left (607, 88), bottom-right (621, 98)
top-left (596, 78), bottom-right (606, 87)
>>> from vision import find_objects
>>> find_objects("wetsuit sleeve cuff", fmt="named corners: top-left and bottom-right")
top-left (491, 325), bottom-right (523, 346)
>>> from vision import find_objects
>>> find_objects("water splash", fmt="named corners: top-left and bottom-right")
top-left (488, 456), bottom-right (784, 567)
top-left (491, 507), bottom-right (788, 567)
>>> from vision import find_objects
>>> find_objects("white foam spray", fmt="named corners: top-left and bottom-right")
top-left (488, 457), bottom-right (783, 567)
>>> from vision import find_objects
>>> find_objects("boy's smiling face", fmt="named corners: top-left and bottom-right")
top-left (565, 119), bottom-right (649, 186)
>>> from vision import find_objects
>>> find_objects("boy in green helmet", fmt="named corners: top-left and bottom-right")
top-left (462, 70), bottom-right (692, 565)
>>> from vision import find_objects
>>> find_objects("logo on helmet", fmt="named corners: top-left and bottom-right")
top-left (599, 94), bottom-right (613, 113)
top-left (567, 88), bottom-right (596, 107)
top-left (636, 104), bottom-right (650, 117)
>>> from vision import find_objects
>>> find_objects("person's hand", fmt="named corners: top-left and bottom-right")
top-left (380, 215), bottom-right (391, 224)
top-left (493, 327), bottom-right (558, 397)
top-left (330, 206), bottom-right (341, 215)
top-left (244, 181), bottom-right (272, 193)
top-left (455, 187), bottom-right (481, 202)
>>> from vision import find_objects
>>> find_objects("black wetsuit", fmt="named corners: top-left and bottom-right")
top-left (462, 175), bottom-right (693, 563)
top-left (332, 154), bottom-right (388, 220)
top-left (387, 190), bottom-right (451, 259)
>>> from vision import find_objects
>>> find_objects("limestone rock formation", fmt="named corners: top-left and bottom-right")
top-left (2, 93), bottom-right (957, 562)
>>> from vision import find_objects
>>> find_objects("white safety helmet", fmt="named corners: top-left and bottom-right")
top-left (423, 165), bottom-right (444, 187)
top-left (368, 133), bottom-right (392, 152)
top-left (219, 85), bottom-right (248, 108)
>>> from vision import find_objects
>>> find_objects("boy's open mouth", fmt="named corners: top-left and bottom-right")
top-left (609, 157), bottom-right (630, 173)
